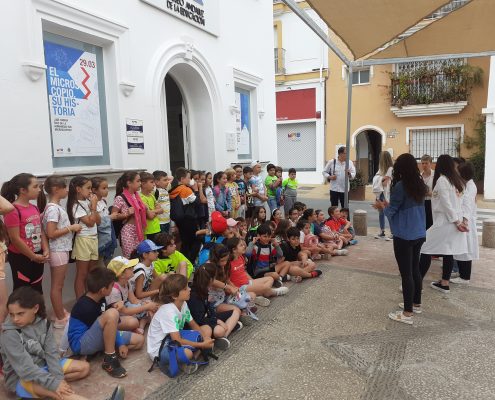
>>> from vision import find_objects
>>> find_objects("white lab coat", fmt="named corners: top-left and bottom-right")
top-left (454, 179), bottom-right (479, 261)
top-left (421, 175), bottom-right (468, 255)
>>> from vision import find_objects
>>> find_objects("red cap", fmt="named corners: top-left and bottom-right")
top-left (211, 211), bottom-right (227, 234)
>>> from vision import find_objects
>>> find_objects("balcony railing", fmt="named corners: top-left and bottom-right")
top-left (274, 47), bottom-right (286, 75)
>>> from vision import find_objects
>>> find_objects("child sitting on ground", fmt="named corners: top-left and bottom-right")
top-left (147, 274), bottom-right (215, 375)
top-left (106, 256), bottom-right (159, 335)
top-left (187, 263), bottom-right (242, 351)
top-left (245, 224), bottom-right (290, 290)
top-left (129, 239), bottom-right (167, 301)
top-left (288, 207), bottom-right (300, 227)
top-left (326, 207), bottom-right (353, 245)
top-left (153, 233), bottom-right (193, 279)
top-left (235, 217), bottom-right (248, 240)
top-left (339, 208), bottom-right (357, 242)
top-left (314, 209), bottom-right (346, 252)
top-left (297, 219), bottom-right (333, 260)
top-left (280, 227), bottom-right (322, 282)
top-left (68, 268), bottom-right (144, 378)
top-left (0, 287), bottom-right (127, 400)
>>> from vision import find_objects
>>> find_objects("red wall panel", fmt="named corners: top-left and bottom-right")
top-left (276, 88), bottom-right (316, 121)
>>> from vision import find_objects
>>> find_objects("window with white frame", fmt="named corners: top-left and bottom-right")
top-left (352, 68), bottom-right (370, 85)
top-left (409, 126), bottom-right (462, 161)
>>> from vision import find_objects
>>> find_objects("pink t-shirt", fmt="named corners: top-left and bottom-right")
top-left (4, 204), bottom-right (42, 254)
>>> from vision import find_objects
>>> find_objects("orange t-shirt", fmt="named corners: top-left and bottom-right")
top-left (325, 217), bottom-right (346, 232)
top-left (229, 255), bottom-right (249, 287)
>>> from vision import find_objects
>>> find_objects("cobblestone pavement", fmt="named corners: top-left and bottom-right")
top-left (2, 237), bottom-right (495, 400)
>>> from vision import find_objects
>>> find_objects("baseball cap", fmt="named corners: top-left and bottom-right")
top-left (136, 239), bottom-right (164, 255)
top-left (250, 160), bottom-right (260, 167)
top-left (211, 211), bottom-right (228, 234)
top-left (107, 256), bottom-right (139, 277)
top-left (227, 218), bottom-right (238, 227)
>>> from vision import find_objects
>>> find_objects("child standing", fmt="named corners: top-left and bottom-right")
top-left (225, 168), bottom-right (240, 219)
top-left (1, 173), bottom-right (49, 293)
top-left (106, 256), bottom-right (159, 335)
top-left (92, 177), bottom-right (117, 266)
top-left (0, 194), bottom-right (14, 323)
top-left (111, 171), bottom-right (147, 259)
top-left (129, 239), bottom-right (166, 300)
top-left (153, 170), bottom-right (172, 234)
top-left (275, 166), bottom-right (284, 208)
top-left (40, 176), bottom-right (82, 328)
top-left (213, 171), bottom-right (231, 217)
top-left (264, 164), bottom-right (280, 213)
top-left (204, 172), bottom-right (216, 220)
top-left (233, 165), bottom-right (246, 218)
top-left (154, 233), bottom-right (193, 279)
top-left (282, 168), bottom-right (298, 217)
top-left (139, 172), bottom-right (163, 243)
top-left (68, 268), bottom-right (144, 378)
top-left (67, 176), bottom-right (101, 299)
top-left (147, 274), bottom-right (215, 375)
top-left (0, 287), bottom-right (123, 400)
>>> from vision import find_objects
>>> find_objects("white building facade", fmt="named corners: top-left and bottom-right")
top-left (0, 0), bottom-right (277, 183)
top-left (273, 2), bottom-right (328, 184)
top-left (483, 56), bottom-right (495, 200)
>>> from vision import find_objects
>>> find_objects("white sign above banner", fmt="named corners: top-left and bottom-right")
top-left (141, 0), bottom-right (219, 36)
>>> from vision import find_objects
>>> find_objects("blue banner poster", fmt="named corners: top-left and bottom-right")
top-left (235, 91), bottom-right (251, 156)
top-left (44, 41), bottom-right (103, 157)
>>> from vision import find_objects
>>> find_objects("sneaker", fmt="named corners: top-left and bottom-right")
top-left (398, 303), bottom-right (422, 314)
top-left (334, 249), bottom-right (348, 256)
top-left (281, 275), bottom-right (290, 283)
top-left (374, 232), bottom-right (386, 239)
top-left (214, 337), bottom-right (231, 350)
top-left (388, 311), bottom-right (413, 325)
top-left (430, 281), bottom-right (450, 293)
top-left (180, 363), bottom-right (198, 374)
top-left (106, 386), bottom-right (125, 400)
top-left (272, 279), bottom-right (283, 288)
top-left (239, 315), bottom-right (254, 326)
top-left (291, 275), bottom-right (303, 283)
top-left (102, 353), bottom-right (127, 378)
top-left (254, 296), bottom-right (271, 307)
top-left (349, 239), bottom-right (358, 245)
top-left (233, 321), bottom-right (243, 332)
top-left (273, 286), bottom-right (289, 296)
top-left (310, 270), bottom-right (322, 278)
top-left (450, 277), bottom-right (470, 285)
top-left (450, 272), bottom-right (460, 278)
top-left (385, 235), bottom-right (393, 241)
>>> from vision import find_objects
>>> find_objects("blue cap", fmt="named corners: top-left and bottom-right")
top-left (136, 239), bottom-right (163, 255)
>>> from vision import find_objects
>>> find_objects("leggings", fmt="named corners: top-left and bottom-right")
top-left (420, 253), bottom-right (454, 281)
top-left (393, 237), bottom-right (424, 312)
top-left (8, 251), bottom-right (45, 293)
top-left (457, 260), bottom-right (472, 280)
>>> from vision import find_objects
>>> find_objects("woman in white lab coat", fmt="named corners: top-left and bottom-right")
top-left (452, 162), bottom-right (478, 284)
top-left (419, 154), bottom-right (468, 293)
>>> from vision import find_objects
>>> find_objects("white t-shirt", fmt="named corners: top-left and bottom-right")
top-left (147, 302), bottom-right (192, 360)
top-left (73, 200), bottom-right (97, 236)
top-left (43, 203), bottom-right (73, 252)
top-left (129, 262), bottom-right (154, 294)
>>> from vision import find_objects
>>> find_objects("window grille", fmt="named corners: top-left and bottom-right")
top-left (409, 126), bottom-right (462, 161)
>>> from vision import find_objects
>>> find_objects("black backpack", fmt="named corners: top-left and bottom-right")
top-left (170, 186), bottom-right (197, 222)
top-left (110, 195), bottom-right (132, 242)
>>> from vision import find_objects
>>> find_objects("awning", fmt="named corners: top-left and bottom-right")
top-left (306, 0), bottom-right (452, 60)
top-left (369, 0), bottom-right (495, 60)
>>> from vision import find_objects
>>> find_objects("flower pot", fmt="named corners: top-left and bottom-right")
top-left (348, 186), bottom-right (366, 201)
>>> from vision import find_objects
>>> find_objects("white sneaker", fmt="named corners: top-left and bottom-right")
top-left (254, 296), bottom-right (271, 307)
top-left (273, 286), bottom-right (289, 296)
top-left (398, 303), bottom-right (422, 314)
top-left (450, 277), bottom-right (470, 285)
top-left (385, 235), bottom-right (393, 241)
top-left (388, 311), bottom-right (413, 325)
top-left (334, 249), bottom-right (348, 256)
top-left (450, 272), bottom-right (460, 278)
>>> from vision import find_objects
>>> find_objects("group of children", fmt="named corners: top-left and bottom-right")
top-left (0, 165), bottom-right (358, 399)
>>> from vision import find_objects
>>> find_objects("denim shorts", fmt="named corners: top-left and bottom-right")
top-left (79, 318), bottom-right (131, 355)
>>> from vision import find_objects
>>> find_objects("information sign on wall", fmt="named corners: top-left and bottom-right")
top-left (44, 41), bottom-right (103, 157)
top-left (126, 119), bottom-right (145, 154)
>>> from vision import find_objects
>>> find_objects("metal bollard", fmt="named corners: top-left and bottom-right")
top-left (353, 209), bottom-right (367, 236)
top-left (482, 219), bottom-right (495, 248)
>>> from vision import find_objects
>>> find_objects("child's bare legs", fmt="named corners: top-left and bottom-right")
top-left (214, 307), bottom-right (240, 338)
top-left (99, 308), bottom-right (120, 354)
top-left (288, 261), bottom-right (315, 279)
top-left (275, 261), bottom-right (290, 277)
top-left (247, 277), bottom-right (275, 298)
top-left (74, 260), bottom-right (91, 299)
top-left (139, 316), bottom-right (150, 332)
top-left (50, 264), bottom-right (68, 320)
top-left (216, 303), bottom-right (240, 313)
top-left (64, 359), bottom-right (91, 381)
top-left (22, 383), bottom-right (89, 400)
top-left (118, 316), bottom-right (139, 332)
top-left (118, 331), bottom-right (145, 359)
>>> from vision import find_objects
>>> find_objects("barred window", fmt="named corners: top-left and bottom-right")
top-left (409, 126), bottom-right (462, 161)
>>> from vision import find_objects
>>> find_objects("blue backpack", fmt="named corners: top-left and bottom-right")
top-left (195, 235), bottom-right (225, 270)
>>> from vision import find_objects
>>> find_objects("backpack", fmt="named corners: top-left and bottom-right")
top-left (325, 159), bottom-right (337, 179)
top-left (372, 173), bottom-right (384, 194)
top-left (109, 195), bottom-right (132, 243)
top-left (213, 186), bottom-right (229, 211)
top-left (246, 243), bottom-right (274, 277)
top-left (170, 186), bottom-right (197, 222)
top-left (195, 235), bottom-right (225, 270)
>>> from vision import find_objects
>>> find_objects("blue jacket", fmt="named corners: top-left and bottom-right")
top-left (384, 181), bottom-right (426, 241)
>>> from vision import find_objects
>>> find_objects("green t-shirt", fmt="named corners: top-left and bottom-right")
top-left (265, 175), bottom-right (279, 198)
top-left (282, 178), bottom-right (298, 191)
top-left (154, 251), bottom-right (193, 278)
top-left (140, 192), bottom-right (161, 235)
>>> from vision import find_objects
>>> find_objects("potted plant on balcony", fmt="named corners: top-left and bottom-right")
top-left (348, 171), bottom-right (366, 201)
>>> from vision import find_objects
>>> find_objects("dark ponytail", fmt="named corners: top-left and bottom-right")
top-left (1, 173), bottom-right (35, 203)
top-left (115, 171), bottom-right (139, 197)
top-left (38, 175), bottom-right (67, 212)
top-left (67, 176), bottom-right (89, 224)
top-left (7, 287), bottom-right (47, 319)
top-left (191, 262), bottom-right (216, 300)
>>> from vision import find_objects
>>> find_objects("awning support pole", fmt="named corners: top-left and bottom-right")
top-left (344, 65), bottom-right (353, 207)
